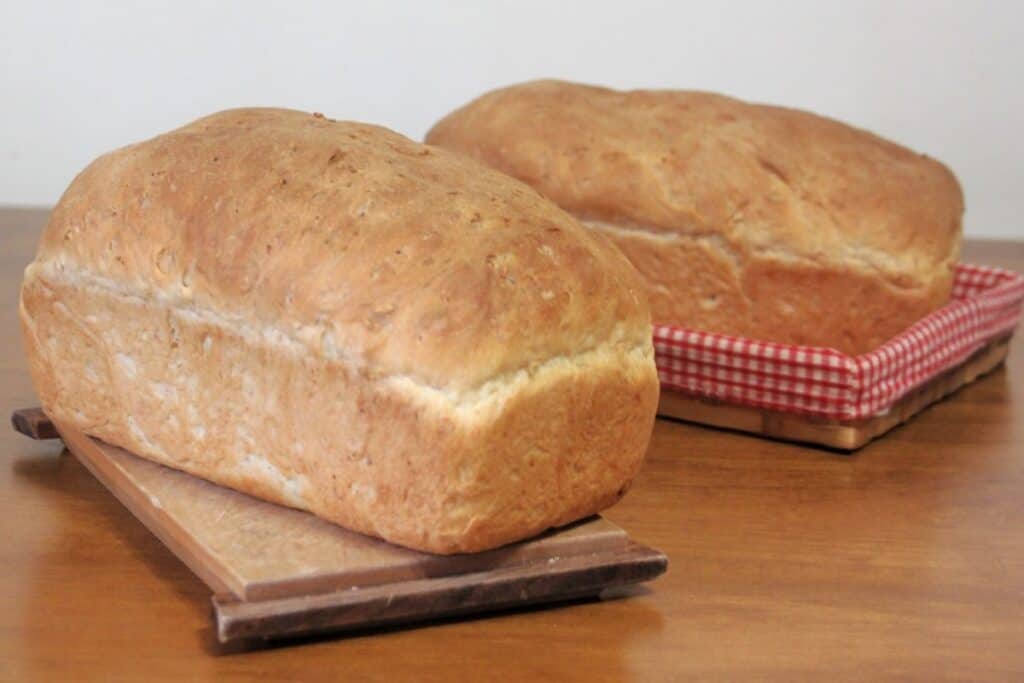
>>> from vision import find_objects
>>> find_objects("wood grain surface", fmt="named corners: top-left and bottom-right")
top-left (3, 207), bottom-right (1023, 680)
top-left (50, 415), bottom-right (665, 646)
top-left (53, 419), bottom-right (636, 603)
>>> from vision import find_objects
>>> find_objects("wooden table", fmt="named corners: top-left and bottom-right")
top-left (2, 207), bottom-right (1022, 680)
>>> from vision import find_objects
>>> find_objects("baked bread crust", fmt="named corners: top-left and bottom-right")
top-left (426, 80), bottom-right (965, 354)
top-left (20, 108), bottom-right (659, 554)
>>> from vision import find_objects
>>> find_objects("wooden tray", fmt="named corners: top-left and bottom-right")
top-left (11, 409), bottom-right (667, 646)
top-left (658, 334), bottom-right (1011, 450)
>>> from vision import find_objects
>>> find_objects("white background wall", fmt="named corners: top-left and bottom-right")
top-left (1, 0), bottom-right (1021, 238)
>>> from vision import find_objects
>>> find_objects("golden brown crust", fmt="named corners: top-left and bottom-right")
top-left (39, 107), bottom-right (650, 389)
top-left (20, 108), bottom-right (659, 553)
top-left (426, 80), bottom-right (965, 354)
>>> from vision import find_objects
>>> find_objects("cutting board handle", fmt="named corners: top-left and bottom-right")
top-left (11, 407), bottom-right (59, 440)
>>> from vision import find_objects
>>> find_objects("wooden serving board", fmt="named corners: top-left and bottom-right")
top-left (11, 409), bottom-right (667, 645)
top-left (658, 334), bottom-right (1011, 450)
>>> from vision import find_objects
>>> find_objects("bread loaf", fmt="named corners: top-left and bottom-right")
top-left (426, 80), bottom-right (965, 355)
top-left (20, 108), bottom-right (659, 554)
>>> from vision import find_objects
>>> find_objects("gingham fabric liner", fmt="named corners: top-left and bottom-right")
top-left (654, 264), bottom-right (1024, 421)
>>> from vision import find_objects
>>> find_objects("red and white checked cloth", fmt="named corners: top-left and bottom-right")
top-left (654, 264), bottom-right (1024, 420)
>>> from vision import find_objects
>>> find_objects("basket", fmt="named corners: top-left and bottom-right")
top-left (654, 264), bottom-right (1024, 449)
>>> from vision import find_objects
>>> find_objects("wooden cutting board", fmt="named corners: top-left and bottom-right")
top-left (12, 409), bottom-right (667, 645)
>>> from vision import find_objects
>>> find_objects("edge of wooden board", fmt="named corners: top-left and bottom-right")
top-left (212, 541), bottom-right (668, 644)
top-left (11, 407), bottom-right (59, 440)
top-left (657, 334), bottom-right (1012, 450)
